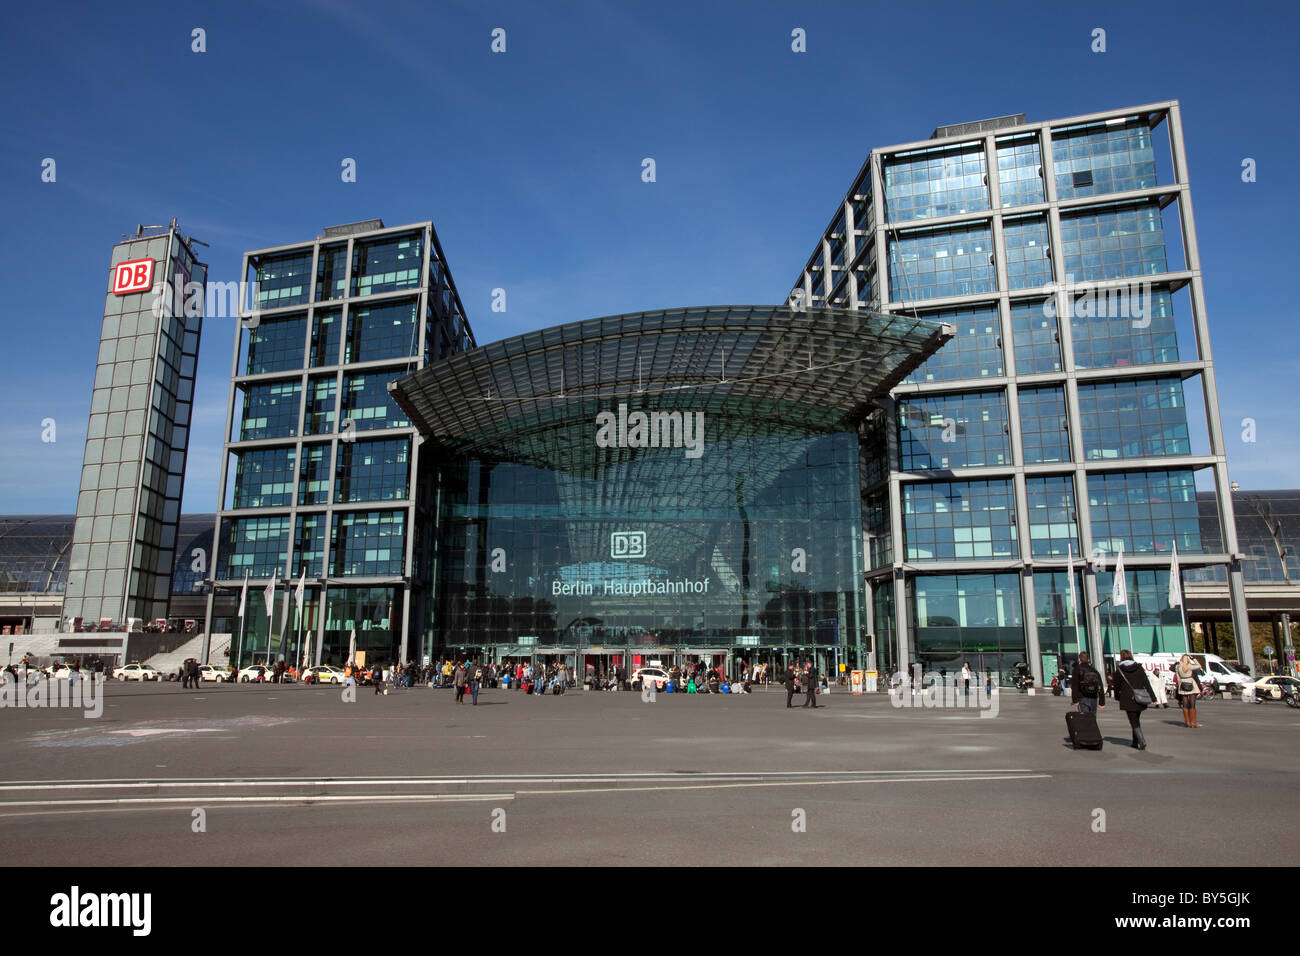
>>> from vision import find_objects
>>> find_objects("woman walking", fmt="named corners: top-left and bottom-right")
top-left (1175, 653), bottom-right (1202, 728)
top-left (1114, 649), bottom-right (1155, 750)
top-left (453, 661), bottom-right (468, 704)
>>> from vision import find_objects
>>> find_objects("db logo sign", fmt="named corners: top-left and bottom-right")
top-left (112, 258), bottom-right (155, 295)
top-left (610, 531), bottom-right (646, 559)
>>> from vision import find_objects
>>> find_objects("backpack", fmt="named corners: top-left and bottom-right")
top-left (1078, 666), bottom-right (1102, 698)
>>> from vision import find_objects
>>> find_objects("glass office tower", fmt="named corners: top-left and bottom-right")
top-left (62, 221), bottom-right (207, 631)
top-left (792, 101), bottom-right (1253, 682)
top-left (202, 219), bottom-right (474, 667)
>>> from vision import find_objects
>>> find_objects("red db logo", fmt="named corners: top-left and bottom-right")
top-left (112, 258), bottom-right (155, 295)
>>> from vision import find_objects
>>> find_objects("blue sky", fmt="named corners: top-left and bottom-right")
top-left (1, 0), bottom-right (1297, 514)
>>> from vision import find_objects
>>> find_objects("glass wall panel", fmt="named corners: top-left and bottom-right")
top-left (331, 511), bottom-right (406, 576)
top-left (245, 313), bottom-right (306, 374)
top-left (1059, 202), bottom-right (1167, 281)
top-left (345, 299), bottom-right (419, 363)
top-left (1033, 570), bottom-right (1086, 657)
top-left (1077, 377), bottom-right (1190, 460)
top-left (909, 573), bottom-right (1025, 681)
top-left (898, 391), bottom-right (1010, 470)
top-left (335, 438), bottom-right (411, 503)
top-left (1025, 475), bottom-right (1079, 557)
top-left (341, 370), bottom-right (412, 430)
top-left (1003, 217), bottom-right (1052, 290)
top-left (350, 233), bottom-right (423, 297)
top-left (298, 443), bottom-right (332, 505)
top-left (1018, 385), bottom-right (1071, 464)
top-left (996, 134), bottom-right (1044, 207)
top-left (903, 305), bottom-right (1002, 384)
top-left (304, 375), bottom-right (337, 435)
top-left (888, 224), bottom-right (995, 302)
top-left (903, 480), bottom-right (1017, 561)
top-left (315, 245), bottom-right (347, 302)
top-left (221, 514), bottom-right (290, 578)
top-left (1069, 289), bottom-right (1179, 368)
top-left (231, 446), bottom-right (297, 509)
top-left (1087, 469), bottom-right (1202, 556)
top-left (884, 143), bottom-right (989, 222)
top-left (1052, 120), bottom-right (1157, 200)
top-left (1095, 569), bottom-right (1189, 655)
top-left (310, 308), bottom-right (341, 367)
top-left (254, 251), bottom-right (313, 310)
top-left (237, 380), bottom-right (301, 441)
top-left (1010, 299), bottom-right (1062, 374)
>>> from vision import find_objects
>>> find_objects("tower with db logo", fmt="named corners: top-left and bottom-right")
top-left (60, 221), bottom-right (207, 633)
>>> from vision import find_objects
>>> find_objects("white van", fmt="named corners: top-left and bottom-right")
top-left (1133, 652), bottom-right (1251, 694)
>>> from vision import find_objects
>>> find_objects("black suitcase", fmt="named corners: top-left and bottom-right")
top-left (1065, 710), bottom-right (1103, 750)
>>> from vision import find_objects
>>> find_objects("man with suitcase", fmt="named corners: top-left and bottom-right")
top-left (1067, 652), bottom-right (1106, 750)
top-left (1071, 652), bottom-right (1105, 714)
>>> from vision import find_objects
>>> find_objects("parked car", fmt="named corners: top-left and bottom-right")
top-left (237, 665), bottom-right (274, 683)
top-left (112, 663), bottom-right (162, 681)
top-left (303, 665), bottom-right (346, 685)
top-left (198, 664), bottom-right (229, 683)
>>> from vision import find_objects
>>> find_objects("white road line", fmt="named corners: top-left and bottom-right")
top-left (520, 774), bottom-right (1052, 795)
top-left (0, 769), bottom-right (1039, 790)
top-left (0, 793), bottom-right (514, 810)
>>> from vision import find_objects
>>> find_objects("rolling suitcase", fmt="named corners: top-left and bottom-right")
top-left (1065, 710), bottom-right (1103, 750)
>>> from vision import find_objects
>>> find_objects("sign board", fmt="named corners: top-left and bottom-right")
top-left (736, 635), bottom-right (761, 647)
top-left (517, 635), bottom-right (538, 646)
top-left (112, 258), bottom-right (154, 295)
top-left (850, 670), bottom-right (864, 695)
top-left (354, 650), bottom-right (366, 666)
top-left (864, 669), bottom-right (878, 693)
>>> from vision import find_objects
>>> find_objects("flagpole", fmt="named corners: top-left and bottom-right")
top-left (236, 570), bottom-right (249, 672)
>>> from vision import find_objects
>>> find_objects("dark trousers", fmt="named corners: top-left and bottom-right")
top-left (1126, 709), bottom-right (1146, 747)
top-left (803, 687), bottom-right (817, 707)
top-left (786, 684), bottom-right (797, 707)
top-left (455, 685), bottom-right (466, 702)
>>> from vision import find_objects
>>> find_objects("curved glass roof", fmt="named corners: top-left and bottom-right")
top-left (391, 305), bottom-right (952, 463)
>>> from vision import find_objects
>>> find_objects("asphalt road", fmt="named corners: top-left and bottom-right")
top-left (2, 679), bottom-right (1297, 866)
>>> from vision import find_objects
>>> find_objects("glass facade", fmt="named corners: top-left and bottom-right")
top-left (888, 224), bottom-right (995, 302)
top-left (1018, 385), bottom-right (1071, 464)
top-left (1010, 299), bottom-right (1062, 374)
top-left (898, 391), bottom-right (1011, 470)
top-left (1051, 119), bottom-right (1157, 200)
top-left (1003, 217), bottom-right (1052, 290)
top-left (1087, 469), bottom-right (1202, 556)
top-left (1025, 475), bottom-right (1079, 557)
top-left (1076, 377), bottom-right (1190, 461)
top-left (902, 306), bottom-right (1002, 383)
top-left (884, 143), bottom-right (989, 222)
top-left (903, 480), bottom-right (1017, 561)
top-left (1059, 202), bottom-right (1167, 281)
top-left (437, 423), bottom-right (865, 653)
top-left (996, 134), bottom-right (1044, 207)
top-left (909, 573), bottom-right (1025, 681)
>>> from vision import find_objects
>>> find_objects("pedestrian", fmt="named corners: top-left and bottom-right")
top-left (470, 661), bottom-right (482, 705)
top-left (373, 663), bottom-right (384, 694)
top-left (803, 660), bottom-right (820, 708)
top-left (784, 661), bottom-right (798, 708)
top-left (1175, 653), bottom-right (1202, 728)
top-left (1070, 651), bottom-right (1105, 714)
top-left (1114, 649), bottom-right (1155, 750)
top-left (453, 661), bottom-right (468, 704)
top-left (961, 660), bottom-right (972, 699)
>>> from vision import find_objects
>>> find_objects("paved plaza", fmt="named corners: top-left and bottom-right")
top-left (1, 680), bottom-right (1297, 866)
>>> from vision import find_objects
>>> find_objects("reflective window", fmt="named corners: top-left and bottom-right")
top-left (1052, 120), bottom-right (1157, 200)
top-left (351, 233), bottom-right (423, 297)
top-left (888, 224), bottom-right (995, 302)
top-left (884, 143), bottom-right (989, 222)
top-left (345, 299), bottom-right (418, 363)
top-left (903, 480), bottom-right (1017, 561)
top-left (1069, 289), bottom-right (1179, 368)
top-left (903, 305), bottom-right (1002, 383)
top-left (238, 380), bottom-right (301, 441)
top-left (342, 371), bottom-right (411, 430)
top-left (1059, 202), bottom-right (1167, 281)
top-left (1033, 570), bottom-right (1086, 655)
top-left (1010, 299), bottom-right (1063, 374)
top-left (996, 134), bottom-right (1044, 207)
top-left (304, 375), bottom-right (337, 435)
top-left (1018, 385), bottom-right (1071, 464)
top-left (898, 391), bottom-right (1010, 470)
top-left (298, 444), bottom-right (331, 505)
top-left (315, 244), bottom-right (347, 301)
top-left (293, 513), bottom-right (327, 577)
top-left (1094, 569), bottom-right (1188, 654)
top-left (222, 514), bottom-right (290, 578)
top-left (310, 308), bottom-right (341, 367)
top-left (245, 313), bottom-right (306, 374)
top-left (231, 446), bottom-right (297, 509)
top-left (909, 573), bottom-right (1024, 679)
top-left (1087, 469), bottom-right (1202, 555)
top-left (254, 251), bottom-right (313, 310)
top-left (1002, 217), bottom-right (1052, 290)
top-left (330, 510), bottom-right (406, 576)
top-left (1025, 475), bottom-right (1079, 558)
top-left (335, 438), bottom-right (411, 503)
top-left (1077, 377), bottom-right (1190, 460)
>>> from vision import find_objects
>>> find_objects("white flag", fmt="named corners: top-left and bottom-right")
top-left (1067, 544), bottom-right (1079, 626)
top-left (263, 578), bottom-right (275, 617)
top-left (294, 571), bottom-right (306, 612)
top-left (238, 572), bottom-right (248, 618)
top-left (1168, 542), bottom-right (1182, 608)
top-left (1112, 547), bottom-right (1127, 608)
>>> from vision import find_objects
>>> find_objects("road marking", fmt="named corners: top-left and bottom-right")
top-left (519, 774), bottom-right (1052, 795)
top-left (0, 793), bottom-right (515, 811)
